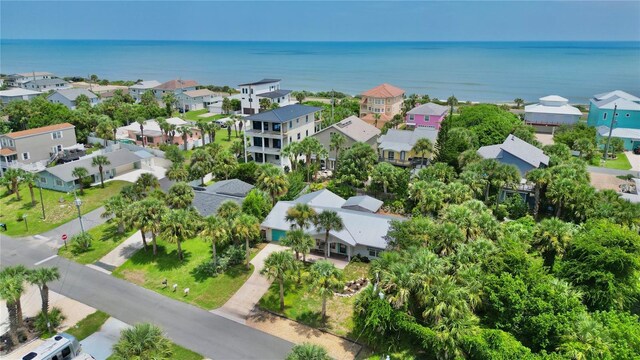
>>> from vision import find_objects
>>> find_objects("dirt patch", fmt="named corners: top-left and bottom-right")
top-left (121, 269), bottom-right (146, 285)
top-left (589, 173), bottom-right (626, 191)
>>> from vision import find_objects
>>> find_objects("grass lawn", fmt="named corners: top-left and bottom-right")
top-left (65, 310), bottom-right (110, 341)
top-left (258, 261), bottom-right (370, 338)
top-left (183, 129), bottom-right (244, 162)
top-left (169, 343), bottom-right (204, 360)
top-left (0, 181), bottom-right (129, 237)
top-left (181, 109), bottom-right (227, 122)
top-left (58, 222), bottom-right (135, 264)
top-left (600, 152), bottom-right (632, 170)
top-left (112, 238), bottom-right (264, 310)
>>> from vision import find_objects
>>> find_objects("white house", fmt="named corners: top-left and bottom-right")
top-left (129, 80), bottom-right (161, 102)
top-left (176, 89), bottom-right (217, 111)
top-left (5, 72), bottom-right (56, 88)
top-left (48, 88), bottom-right (100, 109)
top-left (238, 79), bottom-right (294, 115)
top-left (262, 189), bottom-right (396, 260)
top-left (22, 78), bottom-right (71, 91)
top-left (245, 104), bottom-right (322, 167)
top-left (0, 88), bottom-right (42, 103)
top-left (524, 95), bottom-right (582, 127)
top-left (153, 79), bottom-right (198, 100)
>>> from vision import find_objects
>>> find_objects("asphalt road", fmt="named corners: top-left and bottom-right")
top-left (1, 235), bottom-right (293, 359)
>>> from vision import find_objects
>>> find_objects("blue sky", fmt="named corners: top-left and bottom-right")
top-left (2, 1), bottom-right (639, 41)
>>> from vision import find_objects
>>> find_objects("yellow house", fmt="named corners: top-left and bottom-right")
top-left (377, 128), bottom-right (438, 167)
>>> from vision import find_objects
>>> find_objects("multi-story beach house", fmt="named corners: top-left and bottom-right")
top-left (359, 83), bottom-right (405, 128)
top-left (153, 79), bottom-right (198, 100)
top-left (22, 78), bottom-right (71, 92)
top-left (47, 88), bottom-right (100, 109)
top-left (477, 134), bottom-right (549, 176)
top-left (405, 102), bottom-right (449, 129)
top-left (5, 72), bottom-right (56, 88)
top-left (176, 89), bottom-right (217, 111)
top-left (377, 127), bottom-right (438, 167)
top-left (588, 90), bottom-right (640, 150)
top-left (238, 79), bottom-right (293, 115)
top-left (129, 80), bottom-right (162, 102)
top-left (0, 88), bottom-right (42, 103)
top-left (0, 123), bottom-right (78, 174)
top-left (524, 95), bottom-right (582, 128)
top-left (312, 115), bottom-right (380, 171)
top-left (245, 104), bottom-right (322, 167)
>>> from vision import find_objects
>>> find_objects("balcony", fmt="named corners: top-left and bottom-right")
top-left (245, 128), bottom-right (283, 139)
top-left (247, 146), bottom-right (281, 156)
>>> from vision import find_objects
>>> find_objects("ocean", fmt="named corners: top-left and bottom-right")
top-left (1, 40), bottom-right (639, 103)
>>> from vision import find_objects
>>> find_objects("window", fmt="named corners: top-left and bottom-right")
top-left (61, 346), bottom-right (71, 357)
top-left (275, 155), bottom-right (280, 160)
top-left (297, 133), bottom-right (301, 140)
top-left (289, 121), bottom-right (292, 128)
top-left (400, 151), bottom-right (406, 161)
top-left (368, 248), bottom-right (381, 258)
top-left (296, 118), bottom-right (299, 124)
top-left (409, 115), bottom-right (414, 121)
top-left (305, 130), bottom-right (308, 137)
top-left (52, 131), bottom-right (63, 139)
top-left (603, 113), bottom-right (607, 120)
top-left (40, 177), bottom-right (47, 184)
top-left (253, 137), bottom-right (263, 147)
top-left (289, 137), bottom-right (292, 143)
top-left (387, 151), bottom-right (395, 160)
top-left (55, 179), bottom-right (63, 186)
top-left (57, 144), bottom-right (63, 152)
top-left (22, 152), bottom-right (30, 160)
top-left (273, 123), bottom-right (281, 132)
top-left (305, 115), bottom-right (309, 122)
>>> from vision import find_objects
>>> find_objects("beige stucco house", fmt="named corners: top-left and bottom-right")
top-left (312, 115), bottom-right (380, 170)
top-left (359, 83), bottom-right (405, 128)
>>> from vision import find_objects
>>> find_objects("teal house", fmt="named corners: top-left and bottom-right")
top-left (588, 90), bottom-right (640, 150)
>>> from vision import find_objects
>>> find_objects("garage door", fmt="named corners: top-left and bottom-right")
top-left (272, 229), bottom-right (286, 241)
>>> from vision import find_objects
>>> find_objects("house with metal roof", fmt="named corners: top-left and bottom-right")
top-left (37, 149), bottom-right (145, 192)
top-left (524, 95), bottom-right (583, 127)
top-left (405, 102), bottom-right (449, 129)
top-left (245, 104), bottom-right (322, 167)
top-left (47, 88), bottom-right (100, 109)
top-left (311, 116), bottom-right (381, 170)
top-left (377, 127), bottom-right (438, 167)
top-left (261, 189), bottom-right (399, 260)
top-left (6, 72), bottom-right (56, 88)
top-left (477, 134), bottom-right (549, 176)
top-left (588, 90), bottom-right (640, 150)
top-left (237, 79), bottom-right (294, 115)
top-left (22, 78), bottom-right (71, 91)
top-left (0, 88), bottom-right (42, 103)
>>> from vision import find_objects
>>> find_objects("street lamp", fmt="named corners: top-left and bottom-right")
top-left (74, 195), bottom-right (85, 235)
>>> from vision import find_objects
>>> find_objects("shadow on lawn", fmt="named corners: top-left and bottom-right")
top-left (99, 223), bottom-right (125, 242)
top-left (128, 244), bottom-right (192, 271)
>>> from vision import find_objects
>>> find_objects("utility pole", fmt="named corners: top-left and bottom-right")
top-left (603, 104), bottom-right (617, 161)
top-left (331, 89), bottom-right (334, 123)
top-left (38, 183), bottom-right (46, 219)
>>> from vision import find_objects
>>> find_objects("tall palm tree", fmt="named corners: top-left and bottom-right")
top-left (315, 211), bottom-right (344, 259)
top-left (285, 203), bottom-right (317, 230)
top-left (526, 168), bottom-right (551, 219)
top-left (547, 177), bottom-right (576, 218)
top-left (513, 98), bottom-right (525, 109)
top-left (96, 116), bottom-right (116, 147)
top-left (111, 323), bottom-right (172, 360)
top-left (261, 251), bottom-right (296, 311)
top-left (532, 218), bottom-right (574, 271)
top-left (179, 125), bottom-right (193, 151)
top-left (189, 148), bottom-right (213, 186)
top-left (91, 155), bottom-right (111, 188)
top-left (3, 168), bottom-right (24, 201)
top-left (143, 197), bottom-right (168, 256)
top-left (102, 194), bottom-right (129, 233)
top-left (329, 132), bottom-right (346, 171)
top-left (0, 265), bottom-right (29, 345)
top-left (27, 267), bottom-right (60, 332)
top-left (72, 167), bottom-right (89, 195)
top-left (412, 138), bottom-right (433, 167)
top-left (157, 117), bottom-right (169, 144)
top-left (232, 214), bottom-right (260, 269)
top-left (200, 215), bottom-right (228, 263)
top-left (281, 142), bottom-right (301, 171)
top-left (309, 260), bottom-right (342, 321)
top-left (225, 120), bottom-right (234, 141)
top-left (136, 117), bottom-right (146, 147)
top-left (257, 165), bottom-right (289, 205)
top-left (161, 209), bottom-right (194, 261)
top-left (196, 120), bottom-right (208, 146)
top-left (162, 93), bottom-right (177, 116)
top-left (21, 171), bottom-right (38, 207)
top-left (281, 229), bottom-right (315, 262)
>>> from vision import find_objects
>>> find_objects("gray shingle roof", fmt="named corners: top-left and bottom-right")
top-left (477, 134), bottom-right (549, 168)
top-left (315, 116), bottom-right (380, 143)
top-left (406, 102), bottom-right (449, 116)
top-left (50, 88), bottom-right (98, 101)
top-left (245, 104), bottom-right (322, 123)
top-left (206, 179), bottom-right (254, 197)
top-left (238, 79), bottom-right (281, 86)
top-left (41, 149), bottom-right (142, 182)
top-left (342, 195), bottom-right (383, 213)
top-left (378, 128), bottom-right (438, 152)
top-left (192, 192), bottom-right (244, 217)
top-left (25, 78), bottom-right (69, 86)
top-left (257, 89), bottom-right (292, 99)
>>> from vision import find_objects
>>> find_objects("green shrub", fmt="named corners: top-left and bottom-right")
top-left (223, 245), bottom-right (245, 266)
top-left (326, 180), bottom-right (355, 199)
top-left (504, 195), bottom-right (529, 219)
top-left (16, 212), bottom-right (24, 222)
top-left (71, 232), bottom-right (93, 253)
top-left (34, 307), bottom-right (66, 334)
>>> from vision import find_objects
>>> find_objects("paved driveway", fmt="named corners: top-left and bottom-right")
top-left (80, 317), bottom-right (129, 360)
top-left (110, 165), bottom-right (166, 183)
top-left (625, 151), bottom-right (640, 171)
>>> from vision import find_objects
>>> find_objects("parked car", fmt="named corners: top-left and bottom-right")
top-left (215, 119), bottom-right (228, 128)
top-left (633, 146), bottom-right (640, 155)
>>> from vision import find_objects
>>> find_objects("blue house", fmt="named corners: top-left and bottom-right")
top-left (588, 90), bottom-right (640, 150)
top-left (477, 134), bottom-right (549, 177)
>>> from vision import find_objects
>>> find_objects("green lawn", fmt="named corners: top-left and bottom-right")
top-left (169, 343), bottom-right (204, 360)
top-left (65, 310), bottom-right (110, 341)
top-left (258, 261), bottom-right (370, 337)
top-left (183, 129), bottom-right (244, 161)
top-left (58, 222), bottom-right (135, 264)
top-left (112, 238), bottom-right (261, 310)
top-left (0, 181), bottom-right (129, 237)
top-left (601, 152), bottom-right (632, 170)
top-left (178, 109), bottom-right (227, 122)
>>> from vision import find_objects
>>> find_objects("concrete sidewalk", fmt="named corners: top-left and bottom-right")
top-left (91, 230), bottom-right (145, 273)
top-left (38, 206), bottom-right (109, 249)
top-left (80, 317), bottom-right (129, 360)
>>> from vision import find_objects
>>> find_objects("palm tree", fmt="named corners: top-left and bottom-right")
top-left (111, 323), bottom-right (172, 360)
top-left (329, 132), bottom-right (346, 171)
top-left (161, 209), bottom-right (194, 261)
top-left (261, 251), bottom-right (296, 311)
top-left (189, 148), bottom-right (213, 186)
top-left (315, 211), bottom-right (344, 259)
top-left (157, 117), bottom-right (169, 144)
top-left (27, 267), bottom-right (60, 332)
top-left (532, 218), bottom-right (574, 271)
top-left (526, 168), bottom-right (551, 220)
top-left (259, 98), bottom-right (271, 111)
top-left (281, 229), bottom-right (315, 262)
top-left (447, 95), bottom-right (459, 116)
top-left (217, 200), bottom-right (242, 220)
top-left (127, 198), bottom-right (168, 255)
top-left (514, 98), bottom-right (525, 109)
top-left (412, 138), bottom-right (433, 167)
top-left (91, 155), bottom-right (111, 188)
top-left (200, 216), bottom-right (228, 263)
top-left (309, 260), bottom-right (342, 321)
top-left (196, 120), bottom-right (208, 147)
top-left (3, 168), bottom-right (24, 201)
top-left (102, 194), bottom-right (129, 233)
top-left (72, 167), bottom-right (89, 195)
top-left (162, 93), bottom-right (177, 116)
top-left (285, 203), bottom-right (317, 230)
top-left (96, 116), bottom-right (116, 147)
top-left (225, 120), bottom-right (234, 141)
top-left (281, 142), bottom-right (301, 171)
top-left (166, 164), bottom-right (188, 182)
top-left (166, 182), bottom-right (194, 209)
top-left (286, 343), bottom-right (331, 360)
top-left (547, 177), bottom-right (576, 218)
top-left (179, 125), bottom-right (193, 151)
top-left (21, 171), bottom-right (38, 207)
top-left (0, 265), bottom-right (29, 345)
top-left (136, 117), bottom-right (146, 147)
top-left (257, 165), bottom-right (289, 205)
top-left (232, 214), bottom-right (260, 269)
top-left (373, 113), bottom-right (381, 128)
top-left (135, 173), bottom-right (160, 195)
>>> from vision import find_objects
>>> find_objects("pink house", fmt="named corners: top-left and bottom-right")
top-left (405, 102), bottom-right (449, 129)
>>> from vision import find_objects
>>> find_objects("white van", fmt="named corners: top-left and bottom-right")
top-left (21, 333), bottom-right (82, 360)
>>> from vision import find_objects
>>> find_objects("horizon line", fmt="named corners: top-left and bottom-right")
top-left (2, 38), bottom-right (639, 43)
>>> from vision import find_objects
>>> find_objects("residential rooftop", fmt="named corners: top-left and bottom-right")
top-left (378, 127), bottom-right (438, 152)
top-left (406, 102), bottom-right (449, 116)
top-left (49, 88), bottom-right (98, 101)
top-left (0, 88), bottom-right (42, 97)
top-left (362, 83), bottom-right (405, 98)
top-left (257, 89), bottom-right (291, 99)
top-left (477, 134), bottom-right (550, 168)
top-left (245, 104), bottom-right (322, 123)
top-left (238, 78), bottom-right (281, 86)
top-left (2, 123), bottom-right (75, 139)
top-left (154, 79), bottom-right (198, 91)
top-left (315, 116), bottom-right (380, 143)
top-left (42, 149), bottom-right (144, 182)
